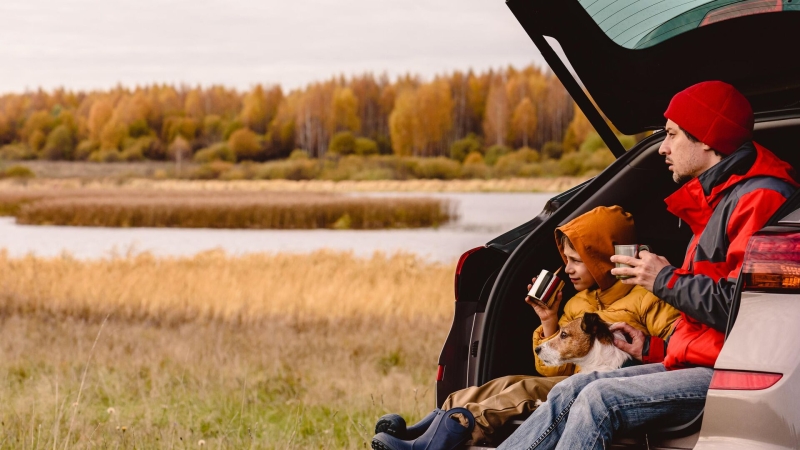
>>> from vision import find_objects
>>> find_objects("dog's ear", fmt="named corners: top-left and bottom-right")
top-left (581, 313), bottom-right (601, 334)
top-left (581, 313), bottom-right (614, 343)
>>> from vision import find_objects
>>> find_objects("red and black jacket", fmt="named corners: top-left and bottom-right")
top-left (653, 142), bottom-right (797, 370)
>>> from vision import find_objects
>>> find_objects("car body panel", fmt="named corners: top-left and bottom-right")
top-left (698, 292), bottom-right (800, 449)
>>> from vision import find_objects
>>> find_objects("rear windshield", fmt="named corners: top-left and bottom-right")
top-left (580, 0), bottom-right (799, 49)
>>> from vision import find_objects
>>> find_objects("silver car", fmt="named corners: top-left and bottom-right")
top-left (437, 1), bottom-right (800, 448)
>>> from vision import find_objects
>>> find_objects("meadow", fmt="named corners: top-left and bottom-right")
top-left (0, 250), bottom-right (454, 449)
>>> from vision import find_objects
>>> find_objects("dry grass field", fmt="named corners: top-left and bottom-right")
top-left (0, 250), bottom-right (455, 449)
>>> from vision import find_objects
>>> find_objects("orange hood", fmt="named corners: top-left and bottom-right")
top-left (555, 206), bottom-right (636, 291)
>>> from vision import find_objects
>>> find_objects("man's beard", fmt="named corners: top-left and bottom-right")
top-left (673, 172), bottom-right (693, 185)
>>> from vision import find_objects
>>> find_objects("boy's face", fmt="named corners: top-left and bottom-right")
top-left (563, 242), bottom-right (596, 291)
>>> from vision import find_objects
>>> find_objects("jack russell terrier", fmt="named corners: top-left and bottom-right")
top-left (535, 312), bottom-right (632, 373)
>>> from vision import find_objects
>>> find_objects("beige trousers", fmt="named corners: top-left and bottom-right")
top-left (441, 375), bottom-right (568, 445)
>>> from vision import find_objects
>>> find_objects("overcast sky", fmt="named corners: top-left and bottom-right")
top-left (0, 0), bottom-right (548, 94)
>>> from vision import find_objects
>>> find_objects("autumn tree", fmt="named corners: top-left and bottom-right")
top-left (510, 97), bottom-right (538, 148)
top-left (88, 100), bottom-right (114, 143)
top-left (483, 74), bottom-right (509, 146)
top-left (329, 86), bottom-right (361, 135)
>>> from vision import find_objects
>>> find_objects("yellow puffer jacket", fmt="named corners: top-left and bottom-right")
top-left (532, 281), bottom-right (679, 377)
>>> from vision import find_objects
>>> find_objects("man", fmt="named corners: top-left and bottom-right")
top-left (497, 80), bottom-right (798, 450)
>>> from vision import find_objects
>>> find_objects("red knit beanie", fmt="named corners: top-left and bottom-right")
top-left (663, 81), bottom-right (753, 155)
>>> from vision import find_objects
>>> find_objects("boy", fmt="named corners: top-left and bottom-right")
top-left (371, 206), bottom-right (680, 450)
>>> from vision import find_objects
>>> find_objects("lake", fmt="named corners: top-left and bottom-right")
top-left (0, 192), bottom-right (554, 263)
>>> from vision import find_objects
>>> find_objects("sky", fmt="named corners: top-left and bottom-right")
top-left (0, 0), bottom-right (548, 94)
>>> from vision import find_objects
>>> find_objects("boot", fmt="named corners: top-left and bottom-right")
top-left (375, 409), bottom-right (441, 439)
top-left (371, 407), bottom-right (475, 450)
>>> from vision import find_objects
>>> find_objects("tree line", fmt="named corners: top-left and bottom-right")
top-left (0, 64), bottom-right (601, 164)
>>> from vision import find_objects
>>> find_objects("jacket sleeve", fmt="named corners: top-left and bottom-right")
top-left (532, 308), bottom-right (576, 377)
top-left (639, 292), bottom-right (680, 340)
top-left (654, 189), bottom-right (789, 331)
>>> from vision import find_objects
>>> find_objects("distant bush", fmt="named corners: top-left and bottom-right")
top-left (42, 125), bottom-right (75, 160)
top-left (580, 148), bottom-right (615, 175)
top-left (354, 137), bottom-right (379, 156)
top-left (0, 144), bottom-right (36, 160)
top-left (192, 161), bottom-right (234, 180)
top-left (494, 148), bottom-right (541, 177)
top-left (579, 132), bottom-right (606, 154)
top-left (120, 145), bottom-right (146, 162)
top-left (74, 140), bottom-right (99, 161)
top-left (413, 157), bottom-right (461, 180)
top-left (461, 151), bottom-right (489, 179)
top-left (449, 134), bottom-right (483, 162)
top-left (193, 143), bottom-right (236, 163)
top-left (328, 131), bottom-right (357, 155)
top-left (124, 136), bottom-right (164, 161)
top-left (2, 165), bottom-right (35, 179)
top-left (289, 149), bottom-right (310, 160)
top-left (619, 134), bottom-right (637, 150)
top-left (484, 144), bottom-right (512, 166)
top-left (228, 128), bottom-right (262, 161)
top-left (541, 141), bottom-right (563, 159)
top-left (255, 159), bottom-right (320, 180)
top-left (88, 149), bottom-right (121, 163)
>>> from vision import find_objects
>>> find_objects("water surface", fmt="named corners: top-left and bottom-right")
top-left (0, 192), bottom-right (553, 262)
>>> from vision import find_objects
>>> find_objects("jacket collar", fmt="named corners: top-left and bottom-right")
top-left (587, 280), bottom-right (635, 308)
top-left (664, 141), bottom-right (798, 235)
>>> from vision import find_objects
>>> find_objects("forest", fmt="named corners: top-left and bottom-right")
top-left (0, 64), bottom-right (635, 175)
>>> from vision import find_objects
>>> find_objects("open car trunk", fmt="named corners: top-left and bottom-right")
top-left (456, 112), bottom-right (800, 449)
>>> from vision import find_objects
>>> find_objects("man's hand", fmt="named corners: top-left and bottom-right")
top-left (525, 276), bottom-right (563, 338)
top-left (610, 250), bottom-right (671, 292)
top-left (609, 322), bottom-right (645, 361)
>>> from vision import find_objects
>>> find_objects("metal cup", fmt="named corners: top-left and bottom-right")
top-left (614, 244), bottom-right (650, 279)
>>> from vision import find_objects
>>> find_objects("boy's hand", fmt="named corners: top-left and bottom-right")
top-left (609, 322), bottom-right (645, 361)
top-left (526, 276), bottom-right (563, 338)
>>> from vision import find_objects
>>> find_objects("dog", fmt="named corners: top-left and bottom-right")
top-left (534, 313), bottom-right (632, 373)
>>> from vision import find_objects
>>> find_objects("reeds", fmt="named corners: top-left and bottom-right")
top-left (0, 188), bottom-right (455, 229)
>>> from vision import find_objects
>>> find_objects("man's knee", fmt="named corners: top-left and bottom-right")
top-left (547, 372), bottom-right (598, 401)
top-left (573, 378), bottom-right (625, 412)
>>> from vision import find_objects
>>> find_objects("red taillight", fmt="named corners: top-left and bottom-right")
top-left (436, 365), bottom-right (445, 382)
top-left (742, 232), bottom-right (800, 290)
top-left (709, 369), bottom-right (782, 390)
top-left (454, 247), bottom-right (483, 301)
top-left (701, 0), bottom-right (782, 26)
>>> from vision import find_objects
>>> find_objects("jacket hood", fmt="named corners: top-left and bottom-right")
top-left (665, 141), bottom-right (799, 235)
top-left (555, 206), bottom-right (636, 291)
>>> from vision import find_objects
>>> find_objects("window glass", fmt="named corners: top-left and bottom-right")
top-left (579, 0), bottom-right (794, 49)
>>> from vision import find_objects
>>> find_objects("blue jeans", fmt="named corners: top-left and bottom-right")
top-left (497, 363), bottom-right (713, 450)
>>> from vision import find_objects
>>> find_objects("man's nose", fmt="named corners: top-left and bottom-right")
top-left (658, 141), bottom-right (669, 155)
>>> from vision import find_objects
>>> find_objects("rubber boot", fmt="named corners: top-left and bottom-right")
top-left (375, 409), bottom-right (441, 439)
top-left (371, 407), bottom-right (475, 450)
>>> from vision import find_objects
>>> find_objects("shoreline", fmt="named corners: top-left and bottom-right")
top-left (0, 176), bottom-right (589, 193)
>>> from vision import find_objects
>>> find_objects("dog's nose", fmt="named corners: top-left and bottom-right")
top-left (534, 346), bottom-right (542, 355)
